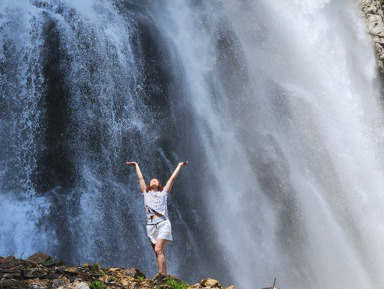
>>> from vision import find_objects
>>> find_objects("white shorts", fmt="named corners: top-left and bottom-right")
top-left (146, 217), bottom-right (173, 244)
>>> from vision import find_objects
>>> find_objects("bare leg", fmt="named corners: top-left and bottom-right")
top-left (151, 239), bottom-right (168, 274)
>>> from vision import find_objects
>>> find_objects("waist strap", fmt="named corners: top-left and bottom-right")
top-left (147, 216), bottom-right (167, 226)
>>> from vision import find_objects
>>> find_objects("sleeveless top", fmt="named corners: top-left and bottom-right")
top-left (143, 188), bottom-right (169, 221)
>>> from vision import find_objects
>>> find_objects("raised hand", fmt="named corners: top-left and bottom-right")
top-left (126, 162), bottom-right (146, 193)
top-left (165, 161), bottom-right (188, 193)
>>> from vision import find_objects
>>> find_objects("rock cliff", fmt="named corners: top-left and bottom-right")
top-left (359, 0), bottom-right (384, 72)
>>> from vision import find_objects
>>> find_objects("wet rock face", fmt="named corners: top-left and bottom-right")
top-left (0, 254), bottom-right (236, 289)
top-left (359, 0), bottom-right (384, 71)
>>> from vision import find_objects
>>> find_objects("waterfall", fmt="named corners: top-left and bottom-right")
top-left (1, 0), bottom-right (384, 288)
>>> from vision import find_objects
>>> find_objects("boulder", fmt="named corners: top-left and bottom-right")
top-left (200, 278), bottom-right (222, 288)
top-left (27, 253), bottom-right (52, 264)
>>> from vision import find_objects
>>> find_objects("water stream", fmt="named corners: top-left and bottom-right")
top-left (1, 1), bottom-right (384, 288)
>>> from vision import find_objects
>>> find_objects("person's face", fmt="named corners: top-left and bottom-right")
top-left (150, 179), bottom-right (160, 188)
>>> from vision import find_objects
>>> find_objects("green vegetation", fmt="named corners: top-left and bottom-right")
top-left (91, 263), bottom-right (100, 272)
top-left (41, 256), bottom-right (55, 265)
top-left (167, 278), bottom-right (189, 289)
top-left (90, 262), bottom-right (106, 277)
top-left (89, 280), bottom-right (106, 289)
top-left (137, 275), bottom-right (144, 280)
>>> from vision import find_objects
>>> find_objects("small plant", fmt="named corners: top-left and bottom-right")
top-left (91, 263), bottom-right (100, 272)
top-left (41, 256), bottom-right (55, 265)
top-left (137, 275), bottom-right (144, 280)
top-left (89, 280), bottom-right (106, 289)
top-left (167, 278), bottom-right (189, 289)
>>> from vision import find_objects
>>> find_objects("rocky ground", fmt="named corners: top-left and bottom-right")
top-left (0, 253), bottom-right (236, 289)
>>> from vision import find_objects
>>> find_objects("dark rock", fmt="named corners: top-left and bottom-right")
top-left (27, 253), bottom-right (52, 264)
top-left (55, 267), bottom-right (66, 275)
top-left (152, 273), bottom-right (180, 287)
top-left (22, 268), bottom-right (47, 278)
top-left (3, 256), bottom-right (16, 263)
top-left (126, 268), bottom-right (146, 279)
top-left (44, 274), bottom-right (61, 280)
top-left (2, 271), bottom-right (22, 279)
top-left (0, 278), bottom-right (27, 288)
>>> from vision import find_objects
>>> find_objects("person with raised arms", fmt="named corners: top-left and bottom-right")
top-left (126, 161), bottom-right (188, 274)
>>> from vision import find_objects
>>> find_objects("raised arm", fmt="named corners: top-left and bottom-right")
top-left (165, 162), bottom-right (188, 193)
top-left (126, 162), bottom-right (147, 193)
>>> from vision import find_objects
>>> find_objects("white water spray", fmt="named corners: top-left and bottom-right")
top-left (1, 0), bottom-right (384, 288)
top-left (150, 0), bottom-right (384, 288)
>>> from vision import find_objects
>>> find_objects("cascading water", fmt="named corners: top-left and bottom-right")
top-left (1, 0), bottom-right (384, 288)
top-left (0, 0), bottom-right (223, 282)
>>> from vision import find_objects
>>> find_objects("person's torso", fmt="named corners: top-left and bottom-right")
top-left (143, 189), bottom-right (168, 220)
